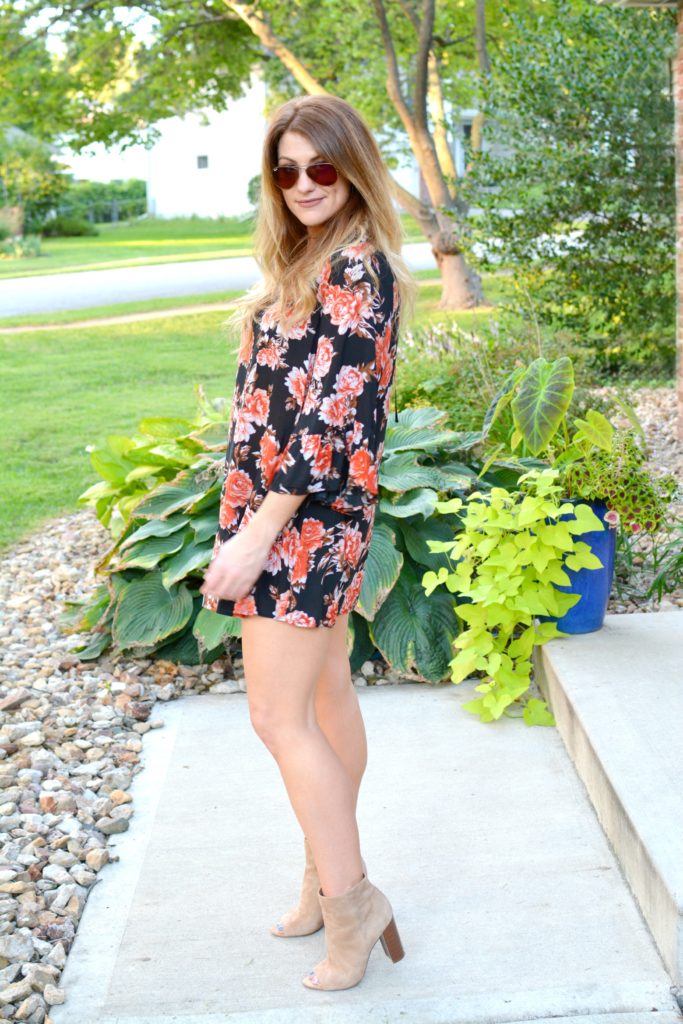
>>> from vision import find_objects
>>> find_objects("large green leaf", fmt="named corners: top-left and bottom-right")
top-left (117, 530), bottom-right (189, 569)
top-left (394, 407), bottom-right (449, 428)
top-left (113, 572), bottom-right (193, 650)
top-left (189, 477), bottom-right (223, 513)
top-left (192, 512), bottom-right (220, 544)
top-left (379, 488), bottom-right (438, 519)
top-left (379, 452), bottom-right (450, 493)
top-left (132, 479), bottom-right (207, 519)
top-left (189, 421), bottom-right (230, 449)
top-left (138, 417), bottom-right (194, 438)
top-left (438, 462), bottom-right (478, 492)
top-left (356, 520), bottom-right (403, 619)
top-left (398, 518), bottom-right (459, 571)
top-left (193, 607), bottom-right (242, 652)
top-left (89, 450), bottom-right (136, 486)
top-left (120, 514), bottom-right (190, 550)
top-left (511, 357), bottom-right (575, 456)
top-left (369, 562), bottom-right (459, 682)
top-left (382, 423), bottom-right (468, 454)
top-left (161, 538), bottom-right (213, 588)
top-left (482, 366), bottom-right (525, 438)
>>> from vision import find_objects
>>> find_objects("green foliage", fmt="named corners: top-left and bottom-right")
top-left (0, 128), bottom-right (70, 227)
top-left (351, 406), bottom-right (492, 681)
top-left (609, 511), bottom-right (683, 605)
top-left (0, 234), bottom-right (41, 259)
top-left (561, 429), bottom-right (679, 535)
top-left (422, 467), bottom-right (605, 725)
top-left (55, 178), bottom-right (146, 223)
top-left (484, 356), bottom-right (679, 535)
top-left (247, 175), bottom-right (261, 209)
top-left (40, 215), bottom-right (98, 238)
top-left (67, 392), bottom-right (517, 679)
top-left (461, 0), bottom-right (676, 377)
top-left (65, 387), bottom-right (233, 663)
top-left (509, 357), bottom-right (574, 456)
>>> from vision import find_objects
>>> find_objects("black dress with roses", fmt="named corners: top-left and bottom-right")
top-left (201, 240), bottom-right (399, 629)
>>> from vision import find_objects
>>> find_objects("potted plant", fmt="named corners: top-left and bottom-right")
top-left (479, 356), bottom-right (678, 632)
top-left (423, 465), bottom-right (605, 726)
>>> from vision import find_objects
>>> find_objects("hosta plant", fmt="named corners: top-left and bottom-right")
top-left (65, 391), bottom-right (512, 678)
top-left (422, 466), bottom-right (605, 726)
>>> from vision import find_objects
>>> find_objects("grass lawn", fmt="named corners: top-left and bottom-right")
top-left (0, 217), bottom-right (256, 279)
top-left (0, 212), bottom-right (426, 279)
top-left (0, 290), bottom-right (242, 329)
top-left (1, 269), bottom-right (511, 552)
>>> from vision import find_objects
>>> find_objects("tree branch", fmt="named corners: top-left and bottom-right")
top-left (371, 0), bottom-right (415, 137)
top-left (475, 0), bottom-right (490, 75)
top-left (221, 0), bottom-right (328, 96)
top-left (413, 0), bottom-right (434, 135)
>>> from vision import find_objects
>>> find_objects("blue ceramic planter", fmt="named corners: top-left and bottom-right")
top-left (542, 498), bottom-right (617, 635)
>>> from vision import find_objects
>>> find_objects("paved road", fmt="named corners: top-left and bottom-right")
top-left (0, 243), bottom-right (438, 317)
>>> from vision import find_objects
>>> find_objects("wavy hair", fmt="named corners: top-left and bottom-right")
top-left (227, 94), bottom-right (417, 337)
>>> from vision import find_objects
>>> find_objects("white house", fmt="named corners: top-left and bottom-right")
top-left (146, 70), bottom-right (268, 219)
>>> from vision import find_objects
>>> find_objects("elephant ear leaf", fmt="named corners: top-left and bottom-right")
top-left (511, 357), bottom-right (574, 456)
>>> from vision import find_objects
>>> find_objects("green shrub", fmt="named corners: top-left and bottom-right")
top-left (40, 215), bottom-right (98, 237)
top-left (0, 234), bottom-right (41, 259)
top-left (247, 174), bottom-right (261, 208)
top-left (397, 316), bottom-right (593, 436)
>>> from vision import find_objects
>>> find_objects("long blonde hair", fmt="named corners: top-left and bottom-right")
top-left (228, 94), bottom-right (417, 336)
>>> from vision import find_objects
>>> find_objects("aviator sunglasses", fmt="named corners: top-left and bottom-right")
top-left (272, 161), bottom-right (339, 190)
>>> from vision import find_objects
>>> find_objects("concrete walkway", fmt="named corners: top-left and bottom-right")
top-left (0, 242), bottom-right (437, 317)
top-left (50, 681), bottom-right (681, 1024)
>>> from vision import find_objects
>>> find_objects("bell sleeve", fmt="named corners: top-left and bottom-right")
top-left (267, 247), bottom-right (398, 511)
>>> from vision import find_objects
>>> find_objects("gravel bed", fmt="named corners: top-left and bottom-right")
top-left (0, 385), bottom-right (680, 1022)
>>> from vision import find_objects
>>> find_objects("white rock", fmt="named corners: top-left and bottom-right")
top-left (43, 983), bottom-right (65, 1005)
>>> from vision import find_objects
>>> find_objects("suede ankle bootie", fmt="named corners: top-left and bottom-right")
top-left (302, 872), bottom-right (404, 990)
top-left (271, 838), bottom-right (369, 938)
top-left (271, 836), bottom-right (323, 937)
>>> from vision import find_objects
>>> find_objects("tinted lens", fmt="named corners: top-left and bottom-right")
top-left (273, 165), bottom-right (299, 189)
top-left (307, 163), bottom-right (338, 186)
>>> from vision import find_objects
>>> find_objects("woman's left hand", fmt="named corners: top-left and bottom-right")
top-left (199, 528), bottom-right (272, 602)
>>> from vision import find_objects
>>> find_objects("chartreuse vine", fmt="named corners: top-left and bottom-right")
top-left (422, 467), bottom-right (604, 726)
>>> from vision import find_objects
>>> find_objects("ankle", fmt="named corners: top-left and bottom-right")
top-left (320, 871), bottom-right (365, 898)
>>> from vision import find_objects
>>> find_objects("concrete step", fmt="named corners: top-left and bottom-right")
top-left (534, 609), bottom-right (683, 988)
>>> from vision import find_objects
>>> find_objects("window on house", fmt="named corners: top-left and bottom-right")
top-left (197, 155), bottom-right (208, 169)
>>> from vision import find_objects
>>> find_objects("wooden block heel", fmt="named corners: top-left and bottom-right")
top-left (379, 916), bottom-right (405, 962)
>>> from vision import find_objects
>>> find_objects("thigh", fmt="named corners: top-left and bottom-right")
top-left (315, 613), bottom-right (354, 703)
top-left (240, 614), bottom-right (337, 725)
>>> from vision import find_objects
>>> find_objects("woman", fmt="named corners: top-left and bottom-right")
top-left (200, 93), bottom-right (416, 991)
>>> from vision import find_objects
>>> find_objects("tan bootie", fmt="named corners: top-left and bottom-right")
top-left (302, 872), bottom-right (404, 990)
top-left (271, 836), bottom-right (323, 937)
top-left (271, 838), bottom-right (368, 938)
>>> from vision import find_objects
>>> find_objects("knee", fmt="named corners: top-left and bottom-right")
top-left (249, 704), bottom-right (305, 759)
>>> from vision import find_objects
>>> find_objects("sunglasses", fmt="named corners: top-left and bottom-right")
top-left (272, 161), bottom-right (339, 190)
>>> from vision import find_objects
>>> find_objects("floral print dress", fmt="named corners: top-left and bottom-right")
top-left (201, 240), bottom-right (399, 629)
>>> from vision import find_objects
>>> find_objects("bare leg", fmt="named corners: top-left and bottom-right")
top-left (314, 613), bottom-right (368, 813)
top-left (241, 614), bottom-right (364, 898)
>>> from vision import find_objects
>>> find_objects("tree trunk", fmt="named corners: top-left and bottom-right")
top-left (432, 249), bottom-right (484, 309)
